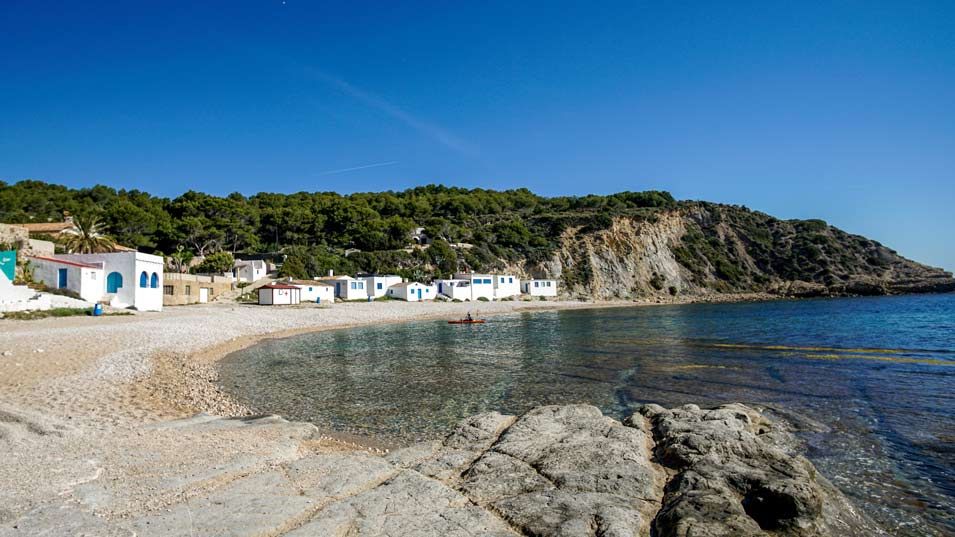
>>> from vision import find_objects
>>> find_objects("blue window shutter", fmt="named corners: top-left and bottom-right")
top-left (139, 272), bottom-right (148, 288)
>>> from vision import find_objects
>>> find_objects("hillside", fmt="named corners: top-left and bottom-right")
top-left (1, 180), bottom-right (952, 298)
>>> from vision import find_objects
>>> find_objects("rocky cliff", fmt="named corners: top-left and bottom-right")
top-left (524, 203), bottom-right (954, 299)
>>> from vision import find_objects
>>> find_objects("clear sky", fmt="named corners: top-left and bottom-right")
top-left (1, 1), bottom-right (953, 270)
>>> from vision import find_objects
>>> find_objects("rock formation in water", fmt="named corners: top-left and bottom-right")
top-left (2, 404), bottom-right (883, 536)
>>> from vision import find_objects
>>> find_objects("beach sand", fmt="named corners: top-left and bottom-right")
top-left (0, 294), bottom-right (772, 526)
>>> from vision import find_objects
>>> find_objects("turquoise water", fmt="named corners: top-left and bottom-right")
top-left (218, 294), bottom-right (955, 535)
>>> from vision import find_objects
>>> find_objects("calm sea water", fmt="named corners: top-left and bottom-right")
top-left (218, 294), bottom-right (955, 535)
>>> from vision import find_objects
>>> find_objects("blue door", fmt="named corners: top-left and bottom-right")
top-left (107, 272), bottom-right (123, 293)
top-left (417, 288), bottom-right (422, 300)
top-left (336, 282), bottom-right (341, 297)
top-left (58, 268), bottom-right (67, 288)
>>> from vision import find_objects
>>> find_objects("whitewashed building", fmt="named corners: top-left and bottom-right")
top-left (453, 273), bottom-right (496, 301)
top-left (435, 279), bottom-right (472, 301)
top-left (257, 283), bottom-right (301, 305)
top-left (288, 279), bottom-right (335, 303)
top-left (386, 282), bottom-right (437, 301)
top-left (54, 251), bottom-right (165, 311)
top-left (492, 274), bottom-right (521, 299)
top-left (234, 259), bottom-right (268, 283)
top-left (359, 274), bottom-right (403, 299)
top-left (316, 274), bottom-right (367, 301)
top-left (522, 279), bottom-right (558, 297)
top-left (27, 255), bottom-right (104, 303)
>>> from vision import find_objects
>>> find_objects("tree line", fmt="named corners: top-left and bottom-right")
top-left (0, 180), bottom-right (677, 279)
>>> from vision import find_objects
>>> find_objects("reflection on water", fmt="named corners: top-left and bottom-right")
top-left (218, 294), bottom-right (955, 536)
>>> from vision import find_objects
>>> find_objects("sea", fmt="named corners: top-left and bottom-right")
top-left (217, 294), bottom-right (955, 535)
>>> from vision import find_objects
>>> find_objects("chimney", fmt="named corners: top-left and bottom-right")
top-left (328, 269), bottom-right (334, 277)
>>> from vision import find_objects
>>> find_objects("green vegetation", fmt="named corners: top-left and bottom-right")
top-left (0, 180), bottom-right (676, 281)
top-left (0, 180), bottom-right (912, 294)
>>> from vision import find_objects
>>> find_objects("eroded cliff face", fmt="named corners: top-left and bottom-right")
top-left (515, 204), bottom-right (955, 299)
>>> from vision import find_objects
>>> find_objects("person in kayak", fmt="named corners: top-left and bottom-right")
top-left (465, 311), bottom-right (473, 322)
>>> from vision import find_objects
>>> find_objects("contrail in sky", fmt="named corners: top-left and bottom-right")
top-left (302, 67), bottom-right (479, 157)
top-left (318, 161), bottom-right (399, 176)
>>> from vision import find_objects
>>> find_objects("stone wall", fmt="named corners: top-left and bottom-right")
top-left (163, 273), bottom-right (235, 305)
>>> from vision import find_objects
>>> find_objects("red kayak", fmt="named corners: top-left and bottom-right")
top-left (448, 319), bottom-right (485, 324)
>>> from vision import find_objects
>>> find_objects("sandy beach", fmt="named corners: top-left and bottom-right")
top-left (0, 295), bottom-right (774, 528)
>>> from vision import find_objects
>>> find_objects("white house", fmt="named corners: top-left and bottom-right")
top-left (453, 273), bottom-right (496, 301)
top-left (27, 255), bottom-right (104, 303)
top-left (386, 282), bottom-right (437, 301)
top-left (522, 279), bottom-right (558, 297)
top-left (316, 274), bottom-right (367, 301)
top-left (492, 274), bottom-right (521, 299)
top-left (434, 279), bottom-right (472, 301)
top-left (55, 251), bottom-right (165, 311)
top-left (288, 279), bottom-right (335, 303)
top-left (234, 259), bottom-right (268, 283)
top-left (359, 274), bottom-right (403, 299)
top-left (257, 283), bottom-right (301, 305)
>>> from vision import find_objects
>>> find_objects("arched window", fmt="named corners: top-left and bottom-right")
top-left (150, 272), bottom-right (159, 288)
top-left (107, 272), bottom-right (123, 293)
top-left (139, 271), bottom-right (148, 288)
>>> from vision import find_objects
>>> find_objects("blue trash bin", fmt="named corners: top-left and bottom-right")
top-left (93, 303), bottom-right (103, 317)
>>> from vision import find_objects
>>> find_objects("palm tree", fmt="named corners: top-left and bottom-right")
top-left (63, 214), bottom-right (116, 254)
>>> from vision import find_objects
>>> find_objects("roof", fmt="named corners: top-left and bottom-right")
top-left (316, 275), bottom-right (354, 280)
top-left (26, 255), bottom-right (101, 269)
top-left (288, 279), bottom-right (334, 287)
top-left (17, 222), bottom-right (75, 233)
top-left (260, 283), bottom-right (300, 290)
top-left (390, 281), bottom-right (426, 288)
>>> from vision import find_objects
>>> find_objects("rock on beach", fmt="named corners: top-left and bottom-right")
top-left (0, 403), bottom-right (882, 536)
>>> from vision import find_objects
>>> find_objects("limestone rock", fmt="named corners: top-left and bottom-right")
top-left (0, 405), bottom-right (882, 536)
top-left (639, 403), bottom-right (884, 536)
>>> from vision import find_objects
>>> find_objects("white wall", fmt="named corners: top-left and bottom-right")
top-left (435, 279), bottom-right (472, 301)
top-left (29, 257), bottom-right (103, 303)
top-left (493, 274), bottom-right (521, 299)
top-left (522, 279), bottom-right (558, 296)
top-left (455, 273), bottom-right (495, 301)
top-left (386, 283), bottom-right (437, 301)
top-left (294, 284), bottom-right (335, 303)
top-left (59, 252), bottom-right (164, 311)
top-left (319, 278), bottom-right (367, 300)
top-left (362, 275), bottom-right (403, 298)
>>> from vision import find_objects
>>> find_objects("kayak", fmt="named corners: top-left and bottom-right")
top-left (448, 319), bottom-right (485, 324)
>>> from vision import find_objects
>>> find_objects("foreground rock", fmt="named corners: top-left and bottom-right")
top-left (0, 404), bottom-right (881, 536)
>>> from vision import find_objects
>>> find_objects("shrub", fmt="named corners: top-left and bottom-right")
top-left (668, 286), bottom-right (678, 296)
top-left (477, 296), bottom-right (490, 302)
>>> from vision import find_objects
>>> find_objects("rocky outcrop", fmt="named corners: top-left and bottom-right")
top-left (0, 404), bottom-right (881, 536)
top-left (537, 204), bottom-right (955, 299)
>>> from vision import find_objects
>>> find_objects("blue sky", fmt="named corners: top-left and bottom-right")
top-left (1, 1), bottom-right (953, 270)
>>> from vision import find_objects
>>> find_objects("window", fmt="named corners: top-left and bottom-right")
top-left (350, 282), bottom-right (357, 289)
top-left (358, 282), bottom-right (364, 289)
top-left (150, 272), bottom-right (159, 288)
top-left (308, 287), bottom-right (313, 291)
top-left (500, 277), bottom-right (504, 283)
top-left (534, 282), bottom-right (540, 287)
top-left (163, 285), bottom-right (174, 295)
top-left (185, 285), bottom-right (191, 296)
top-left (482, 278), bottom-right (492, 284)
top-left (139, 271), bottom-right (148, 288)
top-left (377, 282), bottom-right (383, 290)
top-left (509, 277), bottom-right (513, 283)
top-left (546, 281), bottom-right (552, 287)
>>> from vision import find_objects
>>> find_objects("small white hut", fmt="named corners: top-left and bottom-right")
top-left (257, 283), bottom-right (301, 305)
